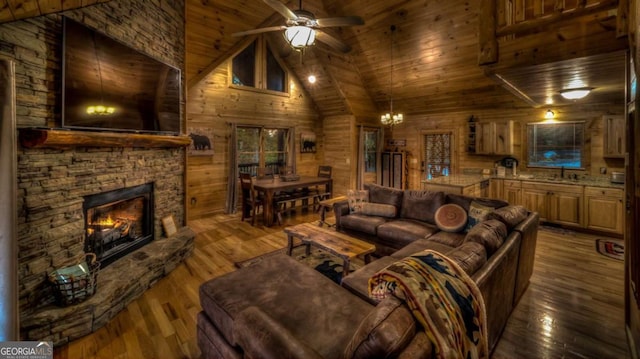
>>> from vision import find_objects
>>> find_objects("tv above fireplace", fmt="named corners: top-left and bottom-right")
top-left (62, 17), bottom-right (181, 134)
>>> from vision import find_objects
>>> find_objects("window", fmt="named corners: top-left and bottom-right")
top-left (237, 127), bottom-right (289, 176)
top-left (231, 37), bottom-right (288, 94)
top-left (527, 121), bottom-right (585, 168)
top-left (423, 132), bottom-right (452, 179)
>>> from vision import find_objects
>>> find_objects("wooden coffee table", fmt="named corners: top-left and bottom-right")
top-left (283, 222), bottom-right (376, 277)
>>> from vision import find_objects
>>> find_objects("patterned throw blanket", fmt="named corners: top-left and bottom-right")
top-left (369, 250), bottom-right (488, 359)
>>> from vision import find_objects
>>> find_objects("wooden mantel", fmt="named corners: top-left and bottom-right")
top-left (18, 128), bottom-right (192, 149)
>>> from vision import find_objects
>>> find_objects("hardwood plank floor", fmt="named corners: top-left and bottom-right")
top-left (53, 211), bottom-right (630, 359)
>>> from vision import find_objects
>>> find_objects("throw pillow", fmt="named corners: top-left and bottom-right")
top-left (347, 189), bottom-right (369, 213)
top-left (434, 204), bottom-right (468, 233)
top-left (356, 202), bottom-right (397, 218)
top-left (465, 201), bottom-right (494, 232)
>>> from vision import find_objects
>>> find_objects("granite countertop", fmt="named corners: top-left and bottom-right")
top-left (422, 173), bottom-right (625, 190)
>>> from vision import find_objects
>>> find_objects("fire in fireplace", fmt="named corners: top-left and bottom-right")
top-left (83, 183), bottom-right (154, 268)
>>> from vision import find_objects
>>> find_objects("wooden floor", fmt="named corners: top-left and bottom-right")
top-left (53, 211), bottom-right (630, 359)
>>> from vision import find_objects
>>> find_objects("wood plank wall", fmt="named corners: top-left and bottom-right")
top-left (387, 103), bottom-right (625, 189)
top-left (186, 63), bottom-right (321, 219)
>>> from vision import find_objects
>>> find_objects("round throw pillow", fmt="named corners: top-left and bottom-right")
top-left (434, 204), bottom-right (468, 233)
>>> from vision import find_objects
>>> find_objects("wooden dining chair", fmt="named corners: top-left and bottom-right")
top-left (240, 173), bottom-right (263, 226)
top-left (257, 167), bottom-right (274, 180)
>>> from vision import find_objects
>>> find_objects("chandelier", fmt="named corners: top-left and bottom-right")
top-left (381, 25), bottom-right (403, 126)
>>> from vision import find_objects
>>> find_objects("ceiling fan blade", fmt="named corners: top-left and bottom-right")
top-left (315, 31), bottom-right (351, 53)
top-left (263, 0), bottom-right (298, 20)
top-left (232, 26), bottom-right (286, 37)
top-left (316, 16), bottom-right (364, 28)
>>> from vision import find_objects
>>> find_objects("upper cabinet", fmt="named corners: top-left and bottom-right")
top-left (475, 121), bottom-right (514, 155)
top-left (604, 115), bottom-right (625, 158)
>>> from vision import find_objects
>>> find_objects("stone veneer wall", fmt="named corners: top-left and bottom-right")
top-left (0, 0), bottom-right (188, 339)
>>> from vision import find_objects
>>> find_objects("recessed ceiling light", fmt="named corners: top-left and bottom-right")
top-left (308, 75), bottom-right (316, 84)
top-left (560, 87), bottom-right (593, 100)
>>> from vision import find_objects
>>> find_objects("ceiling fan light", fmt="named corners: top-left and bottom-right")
top-left (560, 87), bottom-right (592, 100)
top-left (284, 26), bottom-right (315, 49)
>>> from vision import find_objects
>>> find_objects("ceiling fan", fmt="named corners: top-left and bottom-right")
top-left (232, 0), bottom-right (364, 53)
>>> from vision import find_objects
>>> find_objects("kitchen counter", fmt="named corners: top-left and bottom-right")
top-left (421, 173), bottom-right (624, 190)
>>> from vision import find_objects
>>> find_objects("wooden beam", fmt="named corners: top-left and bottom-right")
top-left (496, 0), bottom-right (619, 37)
top-left (19, 128), bottom-right (192, 149)
top-left (485, 70), bottom-right (542, 107)
top-left (617, 0), bottom-right (629, 38)
top-left (478, 0), bottom-right (498, 65)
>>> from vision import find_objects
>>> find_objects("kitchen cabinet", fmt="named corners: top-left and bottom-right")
top-left (490, 178), bottom-right (503, 199)
top-left (584, 186), bottom-right (624, 234)
top-left (503, 180), bottom-right (522, 205)
top-left (604, 115), bottom-right (625, 158)
top-left (475, 121), bottom-right (514, 155)
top-left (521, 181), bottom-right (584, 227)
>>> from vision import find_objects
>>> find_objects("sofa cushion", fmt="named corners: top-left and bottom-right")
top-left (377, 219), bottom-right (439, 249)
top-left (390, 238), bottom-right (456, 259)
top-left (487, 205), bottom-right (528, 231)
top-left (425, 231), bottom-right (467, 248)
top-left (344, 298), bottom-right (416, 359)
top-left (341, 256), bottom-right (399, 303)
top-left (341, 213), bottom-right (387, 235)
top-left (446, 241), bottom-right (487, 275)
top-left (464, 219), bottom-right (507, 256)
top-left (446, 193), bottom-right (508, 212)
top-left (434, 203), bottom-right (467, 232)
top-left (400, 190), bottom-right (446, 224)
top-left (356, 202), bottom-right (397, 218)
top-left (465, 200), bottom-right (495, 231)
top-left (364, 183), bottom-right (404, 209)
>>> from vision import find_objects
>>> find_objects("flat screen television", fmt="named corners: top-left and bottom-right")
top-left (62, 17), bottom-right (181, 134)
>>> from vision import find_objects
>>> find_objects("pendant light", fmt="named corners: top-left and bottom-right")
top-left (381, 25), bottom-right (403, 127)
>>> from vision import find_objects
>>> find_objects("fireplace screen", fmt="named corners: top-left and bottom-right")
top-left (83, 183), bottom-right (154, 268)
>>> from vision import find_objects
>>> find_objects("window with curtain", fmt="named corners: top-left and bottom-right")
top-left (237, 127), bottom-right (289, 176)
top-left (231, 37), bottom-right (288, 94)
top-left (527, 121), bottom-right (585, 168)
top-left (423, 132), bottom-right (452, 179)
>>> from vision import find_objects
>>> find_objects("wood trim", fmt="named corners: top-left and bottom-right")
top-left (18, 128), bottom-right (191, 149)
top-left (495, 0), bottom-right (618, 37)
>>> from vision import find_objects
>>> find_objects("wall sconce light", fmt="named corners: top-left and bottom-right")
top-left (545, 109), bottom-right (555, 119)
top-left (560, 87), bottom-right (593, 100)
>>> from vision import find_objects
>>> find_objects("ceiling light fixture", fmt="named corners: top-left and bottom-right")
top-left (545, 109), bottom-right (555, 119)
top-left (560, 87), bottom-right (593, 100)
top-left (381, 25), bottom-right (403, 128)
top-left (284, 26), bottom-right (315, 51)
top-left (308, 75), bottom-right (316, 84)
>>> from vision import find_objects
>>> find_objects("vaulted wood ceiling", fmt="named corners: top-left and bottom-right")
top-left (0, 0), bottom-right (630, 118)
top-left (186, 0), bottom-right (629, 118)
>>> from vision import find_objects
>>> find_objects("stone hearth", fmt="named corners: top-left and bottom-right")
top-left (21, 227), bottom-right (195, 345)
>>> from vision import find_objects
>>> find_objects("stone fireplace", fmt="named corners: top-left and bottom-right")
top-left (83, 183), bottom-right (154, 268)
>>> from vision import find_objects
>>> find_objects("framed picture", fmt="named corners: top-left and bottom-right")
top-left (161, 215), bottom-right (177, 237)
top-left (187, 127), bottom-right (214, 156)
top-left (300, 133), bottom-right (316, 153)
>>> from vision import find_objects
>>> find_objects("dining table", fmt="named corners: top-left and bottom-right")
top-left (252, 176), bottom-right (333, 227)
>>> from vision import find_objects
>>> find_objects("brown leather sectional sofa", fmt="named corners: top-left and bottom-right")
top-left (196, 183), bottom-right (539, 358)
